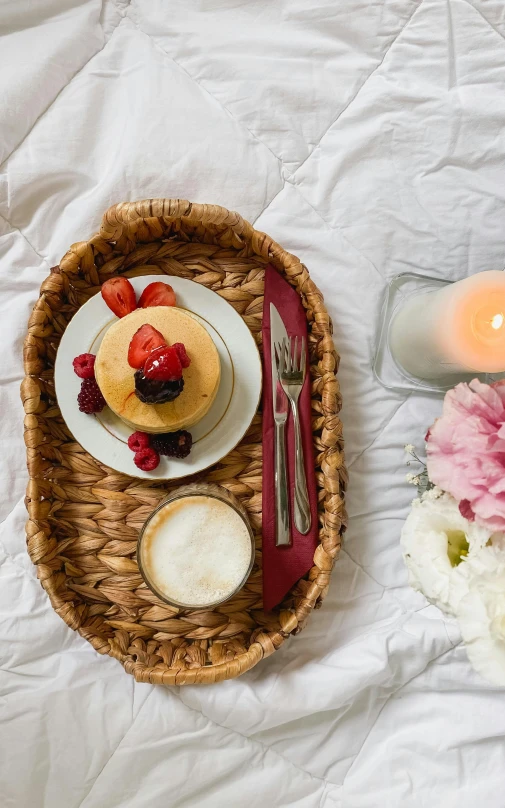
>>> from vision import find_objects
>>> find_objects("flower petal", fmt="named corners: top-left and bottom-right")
top-left (400, 492), bottom-right (494, 615)
top-left (457, 548), bottom-right (505, 685)
top-left (427, 381), bottom-right (505, 531)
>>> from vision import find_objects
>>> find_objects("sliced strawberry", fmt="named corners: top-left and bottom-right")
top-left (172, 342), bottom-right (191, 369)
top-left (128, 324), bottom-right (167, 368)
top-left (138, 281), bottom-right (176, 309)
top-left (143, 345), bottom-right (182, 381)
top-left (101, 277), bottom-right (137, 318)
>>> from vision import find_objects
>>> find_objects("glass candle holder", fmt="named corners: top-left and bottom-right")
top-left (374, 272), bottom-right (505, 394)
top-left (389, 270), bottom-right (505, 379)
top-left (137, 482), bottom-right (255, 610)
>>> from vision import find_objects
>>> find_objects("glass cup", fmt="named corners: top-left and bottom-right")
top-left (137, 482), bottom-right (255, 610)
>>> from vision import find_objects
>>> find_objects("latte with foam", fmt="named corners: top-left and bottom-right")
top-left (138, 494), bottom-right (253, 607)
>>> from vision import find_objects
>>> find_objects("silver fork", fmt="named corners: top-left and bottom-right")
top-left (276, 337), bottom-right (312, 535)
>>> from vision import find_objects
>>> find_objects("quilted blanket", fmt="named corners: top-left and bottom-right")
top-left (2, 1), bottom-right (505, 806)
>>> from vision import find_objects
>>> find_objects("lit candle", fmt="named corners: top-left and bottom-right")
top-left (389, 270), bottom-right (505, 379)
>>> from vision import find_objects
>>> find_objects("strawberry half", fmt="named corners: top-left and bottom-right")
top-left (143, 345), bottom-right (182, 381)
top-left (138, 281), bottom-right (176, 309)
top-left (128, 325), bottom-right (167, 368)
top-left (101, 277), bottom-right (137, 318)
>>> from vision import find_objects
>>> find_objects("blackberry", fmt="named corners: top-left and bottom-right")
top-left (77, 378), bottom-right (106, 414)
top-left (134, 370), bottom-right (184, 404)
top-left (150, 430), bottom-right (193, 458)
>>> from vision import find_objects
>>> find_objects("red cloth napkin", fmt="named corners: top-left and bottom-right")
top-left (262, 264), bottom-right (318, 611)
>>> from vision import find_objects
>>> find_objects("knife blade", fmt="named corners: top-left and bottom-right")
top-left (270, 304), bottom-right (289, 416)
top-left (270, 303), bottom-right (291, 546)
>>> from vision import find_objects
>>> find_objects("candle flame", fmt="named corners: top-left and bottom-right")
top-left (491, 313), bottom-right (504, 330)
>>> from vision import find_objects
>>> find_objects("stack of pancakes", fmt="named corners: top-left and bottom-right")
top-left (95, 307), bottom-right (221, 433)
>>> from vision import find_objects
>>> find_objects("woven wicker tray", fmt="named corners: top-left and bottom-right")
top-left (22, 199), bottom-right (347, 685)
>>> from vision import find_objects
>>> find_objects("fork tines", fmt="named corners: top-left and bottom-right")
top-left (277, 336), bottom-right (306, 377)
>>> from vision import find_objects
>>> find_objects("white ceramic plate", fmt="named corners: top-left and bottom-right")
top-left (55, 276), bottom-right (262, 480)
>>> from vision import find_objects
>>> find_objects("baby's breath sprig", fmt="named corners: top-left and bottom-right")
top-left (404, 444), bottom-right (434, 498)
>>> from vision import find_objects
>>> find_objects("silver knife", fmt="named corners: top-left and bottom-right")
top-left (270, 303), bottom-right (291, 547)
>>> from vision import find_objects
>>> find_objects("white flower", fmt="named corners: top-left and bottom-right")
top-left (404, 444), bottom-right (415, 455)
top-left (456, 546), bottom-right (505, 686)
top-left (423, 486), bottom-right (443, 501)
top-left (401, 491), bottom-right (496, 615)
top-left (405, 473), bottom-right (417, 484)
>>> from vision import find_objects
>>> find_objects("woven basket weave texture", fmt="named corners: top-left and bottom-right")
top-left (22, 199), bottom-right (347, 685)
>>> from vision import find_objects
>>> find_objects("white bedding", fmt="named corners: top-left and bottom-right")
top-left (1, 1), bottom-right (505, 806)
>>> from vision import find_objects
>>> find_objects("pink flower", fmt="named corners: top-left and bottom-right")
top-left (426, 379), bottom-right (505, 532)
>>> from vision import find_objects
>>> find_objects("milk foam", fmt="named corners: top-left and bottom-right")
top-left (141, 496), bottom-right (252, 606)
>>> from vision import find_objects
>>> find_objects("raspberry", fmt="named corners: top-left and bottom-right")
top-left (127, 431), bottom-right (151, 452)
top-left (72, 353), bottom-right (96, 379)
top-left (134, 447), bottom-right (160, 471)
top-left (77, 378), bottom-right (106, 414)
top-left (172, 342), bottom-right (191, 369)
top-left (134, 370), bottom-right (184, 404)
top-left (150, 430), bottom-right (193, 459)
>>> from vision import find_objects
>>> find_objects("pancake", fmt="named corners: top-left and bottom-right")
top-left (95, 306), bottom-right (221, 433)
